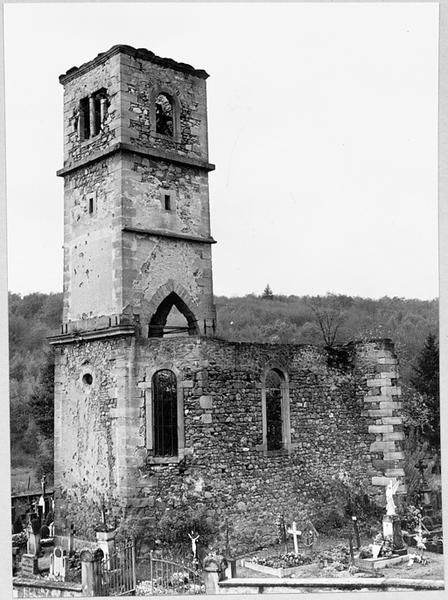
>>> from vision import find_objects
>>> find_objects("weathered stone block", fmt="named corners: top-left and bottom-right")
top-left (368, 425), bottom-right (394, 434)
top-left (199, 395), bottom-right (213, 409)
top-left (382, 432), bottom-right (405, 441)
top-left (381, 417), bottom-right (403, 425)
top-left (370, 441), bottom-right (396, 452)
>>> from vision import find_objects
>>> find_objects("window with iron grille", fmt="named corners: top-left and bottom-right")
top-left (152, 369), bottom-right (178, 457)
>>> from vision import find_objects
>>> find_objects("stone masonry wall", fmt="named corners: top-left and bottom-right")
top-left (63, 154), bottom-right (122, 323)
top-left (53, 334), bottom-right (404, 551)
top-left (121, 154), bottom-right (211, 238)
top-left (120, 52), bottom-right (209, 162)
top-left (121, 233), bottom-right (215, 330)
top-left (125, 337), bottom-right (399, 553)
top-left (354, 340), bottom-right (405, 504)
top-left (53, 337), bottom-right (130, 538)
top-left (62, 52), bottom-right (121, 168)
top-left (53, 331), bottom-right (404, 552)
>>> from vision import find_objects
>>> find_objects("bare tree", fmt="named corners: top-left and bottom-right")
top-left (306, 295), bottom-right (347, 347)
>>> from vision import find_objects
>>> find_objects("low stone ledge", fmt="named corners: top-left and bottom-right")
top-left (218, 577), bottom-right (445, 592)
top-left (13, 577), bottom-right (83, 592)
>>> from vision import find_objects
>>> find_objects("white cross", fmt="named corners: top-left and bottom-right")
top-left (287, 521), bottom-right (302, 555)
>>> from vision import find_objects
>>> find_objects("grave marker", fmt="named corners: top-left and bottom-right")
top-left (21, 554), bottom-right (39, 577)
top-left (287, 521), bottom-right (301, 555)
top-left (50, 546), bottom-right (68, 580)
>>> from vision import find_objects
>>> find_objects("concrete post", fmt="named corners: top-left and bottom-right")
top-left (225, 558), bottom-right (237, 579)
top-left (96, 529), bottom-right (116, 569)
top-left (80, 548), bottom-right (104, 596)
top-left (203, 554), bottom-right (228, 595)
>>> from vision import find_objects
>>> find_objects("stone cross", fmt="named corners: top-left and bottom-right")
top-left (287, 521), bottom-right (302, 556)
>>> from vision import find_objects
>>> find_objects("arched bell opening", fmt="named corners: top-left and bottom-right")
top-left (148, 292), bottom-right (199, 338)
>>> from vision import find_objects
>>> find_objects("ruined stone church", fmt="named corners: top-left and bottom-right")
top-left (50, 45), bottom-right (406, 549)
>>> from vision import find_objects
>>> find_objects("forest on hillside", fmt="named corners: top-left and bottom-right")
top-left (8, 289), bottom-right (439, 491)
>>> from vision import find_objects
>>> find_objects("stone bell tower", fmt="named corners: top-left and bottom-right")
top-left (50, 45), bottom-right (217, 538)
top-left (58, 44), bottom-right (217, 336)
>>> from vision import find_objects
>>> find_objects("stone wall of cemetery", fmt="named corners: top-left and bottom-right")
top-left (54, 333), bottom-right (404, 549)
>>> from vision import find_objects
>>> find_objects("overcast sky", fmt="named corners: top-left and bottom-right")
top-left (4, 2), bottom-right (439, 300)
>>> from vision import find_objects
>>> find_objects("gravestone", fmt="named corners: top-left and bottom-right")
top-left (27, 532), bottom-right (41, 556)
top-left (21, 554), bottom-right (39, 577)
top-left (40, 524), bottom-right (50, 539)
top-left (50, 546), bottom-right (68, 580)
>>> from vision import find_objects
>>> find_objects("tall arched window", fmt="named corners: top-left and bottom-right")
top-left (155, 93), bottom-right (174, 136)
top-left (152, 369), bottom-right (178, 456)
top-left (265, 370), bottom-right (283, 450)
top-left (262, 368), bottom-right (291, 454)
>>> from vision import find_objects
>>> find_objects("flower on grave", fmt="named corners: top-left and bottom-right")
top-left (414, 516), bottom-right (427, 552)
top-left (381, 536), bottom-right (394, 558)
top-left (12, 532), bottom-right (28, 547)
top-left (373, 533), bottom-right (383, 545)
top-left (407, 552), bottom-right (428, 567)
top-left (252, 552), bottom-right (313, 569)
top-left (358, 546), bottom-right (373, 559)
top-left (170, 571), bottom-right (190, 585)
top-left (414, 530), bottom-right (427, 551)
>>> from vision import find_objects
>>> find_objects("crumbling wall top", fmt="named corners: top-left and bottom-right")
top-left (59, 44), bottom-right (209, 85)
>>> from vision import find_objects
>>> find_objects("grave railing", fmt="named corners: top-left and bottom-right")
top-left (94, 539), bottom-right (136, 596)
top-left (134, 551), bottom-right (205, 595)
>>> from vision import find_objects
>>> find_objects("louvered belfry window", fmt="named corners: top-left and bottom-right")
top-left (152, 370), bottom-right (178, 456)
top-left (265, 369), bottom-right (283, 451)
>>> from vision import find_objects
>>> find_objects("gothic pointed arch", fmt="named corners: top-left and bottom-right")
top-left (146, 281), bottom-right (199, 337)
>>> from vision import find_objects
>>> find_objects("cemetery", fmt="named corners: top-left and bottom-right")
top-left (11, 470), bottom-right (445, 595)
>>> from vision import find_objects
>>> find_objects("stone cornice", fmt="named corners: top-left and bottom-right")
top-left (48, 325), bottom-right (136, 345)
top-left (57, 142), bottom-right (215, 176)
top-left (122, 226), bottom-right (216, 244)
top-left (59, 44), bottom-right (209, 85)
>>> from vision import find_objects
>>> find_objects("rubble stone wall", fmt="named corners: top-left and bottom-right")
top-left (54, 335), bottom-right (404, 550)
top-left (62, 52), bottom-right (121, 167)
top-left (53, 337), bottom-right (129, 537)
top-left (120, 51), bottom-right (209, 162)
top-left (62, 155), bottom-right (122, 323)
